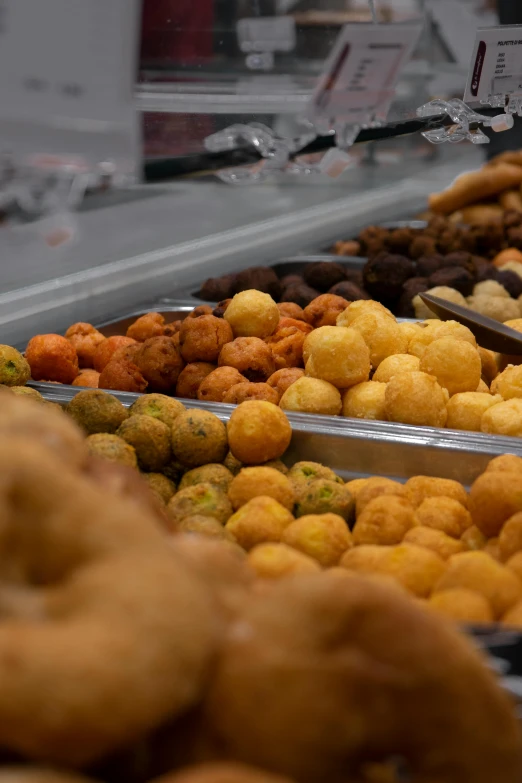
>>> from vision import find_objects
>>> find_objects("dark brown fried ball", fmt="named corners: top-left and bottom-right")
top-left (134, 337), bottom-right (184, 393)
top-left (387, 227), bottom-right (414, 255)
top-left (395, 277), bottom-right (429, 318)
top-left (280, 283), bottom-right (320, 308)
top-left (218, 338), bottom-right (275, 382)
top-left (187, 306), bottom-right (214, 319)
top-left (67, 389), bottom-right (129, 435)
top-left (65, 323), bottom-right (105, 369)
top-left (176, 363), bottom-right (217, 399)
top-left (151, 762), bottom-right (295, 783)
top-left (93, 336), bottom-right (137, 373)
top-left (266, 326), bottom-right (306, 371)
top-left (279, 275), bottom-right (304, 289)
top-left (363, 254), bottom-right (415, 302)
top-left (357, 225), bottom-right (389, 255)
top-left (199, 274), bottom-right (237, 302)
top-left (303, 262), bottom-right (347, 292)
top-left (233, 266), bottom-right (282, 300)
top-left (198, 367), bottom-right (247, 403)
top-left (415, 255), bottom-right (445, 277)
top-left (303, 295), bottom-right (351, 329)
top-left (213, 300), bottom-right (233, 319)
top-left (429, 267), bottom-right (474, 296)
top-left (179, 315), bottom-right (233, 363)
top-left (267, 368), bottom-right (305, 398)
top-left (409, 235), bottom-right (438, 259)
top-left (277, 302), bottom-right (306, 321)
top-left (172, 409), bottom-right (228, 468)
top-left (328, 281), bottom-right (369, 301)
top-left (471, 256), bottom-right (496, 282)
top-left (98, 358), bottom-right (148, 394)
top-left (26, 334), bottom-right (79, 384)
top-left (441, 252), bottom-right (477, 277)
top-left (495, 269), bottom-right (522, 298)
top-left (223, 382), bottom-right (280, 405)
top-left (507, 226), bottom-right (522, 250)
top-left (126, 312), bottom-right (165, 342)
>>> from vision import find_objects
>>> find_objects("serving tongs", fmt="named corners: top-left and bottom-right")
top-left (420, 293), bottom-right (522, 355)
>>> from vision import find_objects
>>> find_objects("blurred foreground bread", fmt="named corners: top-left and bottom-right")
top-left (429, 163), bottom-right (522, 215)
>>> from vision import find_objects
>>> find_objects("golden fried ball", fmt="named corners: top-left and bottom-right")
top-left (473, 280), bottom-right (510, 298)
top-left (416, 497), bottom-right (472, 538)
top-left (225, 496), bottom-right (294, 550)
top-left (352, 495), bottom-right (416, 546)
top-left (336, 299), bottom-right (394, 327)
top-left (281, 513), bottom-right (352, 567)
top-left (405, 475), bottom-right (468, 509)
top-left (0, 346), bottom-right (31, 387)
top-left (247, 543), bottom-right (321, 579)
top-left (341, 381), bottom-right (387, 421)
top-left (478, 347), bottom-right (499, 385)
top-left (355, 477), bottom-right (406, 515)
top-left (126, 312), bottom-right (165, 342)
top-left (461, 524), bottom-right (487, 551)
top-left (372, 354), bottom-right (420, 383)
top-left (341, 543), bottom-right (445, 597)
top-left (85, 433), bottom-right (137, 469)
top-left (413, 287), bottom-right (467, 319)
top-left (408, 320), bottom-right (477, 359)
top-left (506, 551), bottom-right (522, 583)
top-left (179, 464), bottom-right (234, 494)
top-left (476, 379), bottom-right (490, 393)
top-left (129, 394), bottom-right (185, 429)
top-left (385, 371), bottom-right (449, 428)
top-left (176, 514), bottom-right (237, 543)
top-left (172, 410), bottom-right (228, 468)
top-left (486, 454), bottom-right (522, 474)
top-left (304, 326), bottom-right (371, 389)
top-left (228, 467), bottom-right (295, 511)
top-left (428, 589), bottom-right (494, 624)
top-left (446, 392), bottom-right (502, 432)
top-left (143, 472), bottom-right (176, 505)
top-left (404, 526), bottom-right (466, 560)
top-left (419, 338), bottom-right (481, 396)
top-left (498, 512), bottom-right (522, 562)
top-left (224, 290), bottom-right (280, 338)
top-left (481, 398), bottom-right (522, 437)
top-left (227, 401), bottom-right (291, 464)
top-left (468, 295), bottom-right (520, 323)
top-left (492, 365), bottom-right (522, 400)
top-left (266, 368), bottom-right (305, 399)
top-left (344, 477), bottom-right (368, 498)
top-left (502, 600), bottom-right (522, 628)
top-left (434, 551), bottom-right (522, 618)
top-left (484, 537), bottom-right (502, 561)
top-left (168, 483), bottom-right (233, 527)
top-left (348, 313), bottom-right (407, 369)
top-left (279, 377), bottom-right (342, 417)
top-left (72, 370), bottom-right (100, 388)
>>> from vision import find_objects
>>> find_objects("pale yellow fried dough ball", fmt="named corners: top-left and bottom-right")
top-left (281, 513), bottom-right (352, 567)
top-left (385, 371), bottom-right (449, 428)
top-left (341, 381), bottom-right (387, 421)
top-left (335, 299), bottom-right (394, 328)
top-left (225, 496), bottom-right (294, 550)
top-left (408, 320), bottom-right (476, 359)
top-left (498, 513), bottom-right (522, 562)
top-left (398, 321), bottom-right (424, 346)
top-left (352, 496), bottom-right (416, 546)
top-left (227, 401), bottom-right (291, 465)
top-left (469, 470), bottom-right (522, 538)
top-left (419, 338), bottom-right (481, 396)
top-left (486, 454), bottom-right (522, 474)
top-left (247, 543), bottom-right (321, 579)
top-left (341, 543), bottom-right (445, 597)
top-left (492, 365), bottom-right (522, 400)
top-left (434, 551), bottom-right (522, 618)
top-left (372, 354), bottom-right (420, 383)
top-left (404, 526), bottom-right (466, 560)
top-left (228, 467), bottom-right (295, 511)
top-left (344, 477), bottom-right (368, 498)
top-left (506, 552), bottom-right (522, 584)
top-left (348, 312), bottom-right (407, 369)
top-left (446, 392), bottom-right (501, 432)
top-left (461, 525), bottom-right (487, 551)
top-left (479, 347), bottom-right (499, 385)
top-left (468, 295), bottom-right (520, 323)
top-left (473, 280), bottom-right (510, 298)
top-left (304, 326), bottom-right (371, 389)
top-left (500, 261), bottom-right (522, 279)
top-left (224, 290), bottom-right (280, 338)
top-left (279, 376), bottom-right (342, 416)
top-left (405, 475), bottom-right (469, 509)
top-left (413, 287), bottom-right (467, 320)
top-left (481, 398), bottom-right (522, 437)
top-left (484, 537), bottom-right (502, 561)
top-left (476, 379), bottom-right (490, 393)
top-left (416, 496), bottom-right (472, 538)
top-left (428, 589), bottom-right (494, 624)
top-left (354, 476), bottom-right (406, 515)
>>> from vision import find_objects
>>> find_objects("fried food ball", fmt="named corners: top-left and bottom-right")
top-left (468, 294), bottom-right (521, 323)
top-left (502, 600), bottom-right (522, 628)
top-left (168, 483), bottom-right (233, 527)
top-left (478, 347), bottom-right (499, 385)
top-left (344, 477), bottom-right (368, 498)
top-left (280, 283), bottom-right (320, 308)
top-left (92, 336), bottom-right (137, 373)
top-left (176, 515), bottom-right (237, 542)
top-left (287, 462), bottom-right (342, 493)
top-left (408, 320), bottom-right (477, 359)
top-left (487, 453), bottom-right (522, 474)
top-left (435, 551), bottom-right (522, 618)
top-left (405, 475), bottom-right (468, 509)
top-left (229, 467), bottom-right (294, 511)
top-left (416, 496), bottom-right (471, 538)
top-left (491, 364), bottom-right (522, 400)
top-left (481, 398), bottom-right (522, 437)
top-left (7, 386), bottom-right (43, 401)
top-left (484, 536), bottom-right (502, 561)
top-left (72, 369), bottom-right (100, 388)
top-left (172, 410), bottom-right (228, 468)
top-left (342, 381), bottom-right (387, 421)
top-left (225, 496), bottom-right (294, 550)
top-left (0, 769), bottom-right (101, 783)
top-left (178, 315), bottom-right (233, 364)
top-left (385, 371), bottom-right (449, 428)
top-left (157, 762), bottom-right (296, 783)
top-left (476, 379), bottom-right (490, 393)
top-left (336, 299), bottom-right (394, 328)
top-left (469, 470), bottom-right (522, 538)
top-left (260, 459), bottom-right (288, 474)
top-left (404, 526), bottom-right (466, 560)
top-left (248, 543), bottom-right (321, 579)
top-left (128, 395), bottom-right (184, 430)
top-left (25, 334), bottom-right (79, 384)
top-left (143, 472), bottom-right (176, 505)
top-left (418, 337), bottom-right (481, 396)
top-left (232, 267), bottom-right (282, 300)
top-left (224, 451), bottom-right (243, 476)
top-left (294, 479), bottom-right (354, 523)
top-left (353, 496), bottom-right (416, 546)
top-left (198, 367), bottom-right (247, 403)
top-left (363, 253), bottom-right (415, 301)
top-left (412, 286), bottom-right (468, 319)
top-left (281, 513), bottom-right (352, 567)
top-left (461, 524), bottom-right (488, 550)
top-left (178, 466), bottom-right (233, 497)
top-left (98, 356), bottom-right (148, 393)
top-left (65, 323), bottom-right (105, 369)
top-left (116, 414), bottom-right (171, 471)
top-left (349, 313), bottom-right (407, 369)
top-left (0, 345), bottom-right (30, 387)
top-left (176, 363), bottom-right (216, 399)
top-left (267, 368), bottom-right (304, 398)
top-left (305, 326), bottom-right (371, 389)
top-left (303, 261), bottom-right (347, 292)
top-left (355, 477), bottom-right (405, 515)
top-left (473, 280), bottom-right (510, 298)
top-left (224, 290), bottom-right (280, 339)
top-left (266, 325), bottom-right (307, 371)
top-left (277, 302), bottom-right (305, 321)
top-left (506, 551), bottom-right (522, 583)
top-left (126, 312), bottom-right (165, 342)
top-left (428, 589), bottom-right (494, 624)
top-left (219, 337), bottom-right (275, 382)
top-left (132, 336), bottom-right (184, 393)
top-left (498, 512), bottom-right (522, 562)
top-left (446, 392), bottom-right (501, 431)
top-left (67, 389), bottom-right (129, 435)
top-left (342, 542), bottom-right (445, 597)
top-left (85, 433), bottom-right (137, 468)
top-left (302, 294), bottom-right (350, 329)
top-left (227, 401), bottom-right (291, 465)
top-left (199, 570), bottom-right (522, 783)
top-left (372, 354), bottom-right (420, 383)
top-left (279, 377), bottom-right (342, 416)
top-left (223, 382), bottom-right (280, 405)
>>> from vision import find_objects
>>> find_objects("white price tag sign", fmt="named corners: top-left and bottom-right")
top-left (237, 16), bottom-right (296, 53)
top-left (0, 0), bottom-right (141, 179)
top-left (309, 23), bottom-right (422, 125)
top-left (464, 25), bottom-right (522, 102)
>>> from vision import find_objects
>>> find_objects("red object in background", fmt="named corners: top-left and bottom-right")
top-left (141, 0), bottom-right (213, 64)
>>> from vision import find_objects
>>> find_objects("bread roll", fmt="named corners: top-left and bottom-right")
top-left (429, 164), bottom-right (522, 214)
